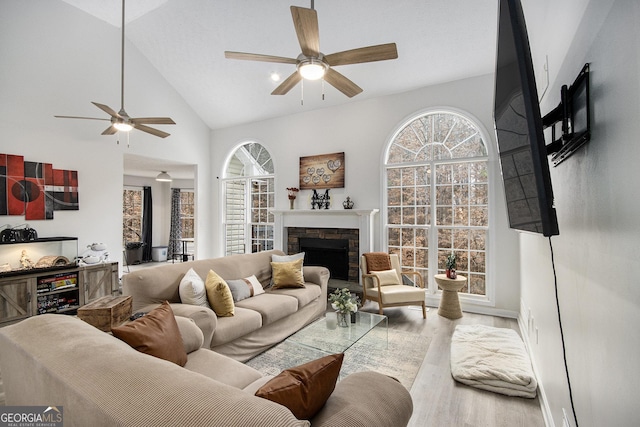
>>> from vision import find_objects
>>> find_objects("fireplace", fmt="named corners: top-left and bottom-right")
top-left (287, 228), bottom-right (359, 282)
top-left (271, 209), bottom-right (379, 284)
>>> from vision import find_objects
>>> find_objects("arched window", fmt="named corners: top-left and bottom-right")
top-left (385, 110), bottom-right (489, 296)
top-left (222, 142), bottom-right (274, 255)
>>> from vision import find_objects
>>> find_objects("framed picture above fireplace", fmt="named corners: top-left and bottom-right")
top-left (299, 152), bottom-right (345, 190)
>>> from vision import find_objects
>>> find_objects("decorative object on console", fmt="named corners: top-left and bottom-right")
top-left (342, 196), bottom-right (354, 209)
top-left (328, 287), bottom-right (360, 327)
top-left (446, 252), bottom-right (457, 279)
top-left (34, 255), bottom-right (70, 269)
top-left (19, 250), bottom-right (34, 269)
top-left (299, 152), bottom-right (345, 190)
top-left (286, 187), bottom-right (299, 210)
top-left (78, 243), bottom-right (109, 265)
top-left (311, 189), bottom-right (330, 210)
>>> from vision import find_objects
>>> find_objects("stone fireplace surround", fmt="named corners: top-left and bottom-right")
top-left (271, 209), bottom-right (379, 284)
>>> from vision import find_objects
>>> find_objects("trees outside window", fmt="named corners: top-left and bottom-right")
top-left (123, 187), bottom-right (143, 244)
top-left (385, 110), bottom-right (489, 296)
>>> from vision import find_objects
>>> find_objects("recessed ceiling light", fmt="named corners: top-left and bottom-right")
top-left (270, 72), bottom-right (281, 82)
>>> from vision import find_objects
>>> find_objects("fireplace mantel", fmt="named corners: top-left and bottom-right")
top-left (271, 209), bottom-right (379, 257)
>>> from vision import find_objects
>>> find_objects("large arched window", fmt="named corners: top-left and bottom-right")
top-left (385, 110), bottom-right (489, 296)
top-left (222, 142), bottom-right (274, 255)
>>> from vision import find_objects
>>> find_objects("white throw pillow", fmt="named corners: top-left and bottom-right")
top-left (179, 268), bottom-right (211, 308)
top-left (372, 269), bottom-right (400, 286)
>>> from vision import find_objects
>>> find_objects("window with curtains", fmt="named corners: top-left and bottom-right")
top-left (222, 142), bottom-right (274, 255)
top-left (384, 110), bottom-right (489, 296)
top-left (122, 187), bottom-right (143, 244)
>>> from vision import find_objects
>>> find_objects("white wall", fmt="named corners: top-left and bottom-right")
top-left (521, 0), bottom-right (638, 426)
top-left (212, 74), bottom-right (522, 315)
top-left (0, 0), bottom-right (212, 274)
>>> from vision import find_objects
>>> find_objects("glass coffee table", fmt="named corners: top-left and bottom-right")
top-left (287, 311), bottom-right (388, 355)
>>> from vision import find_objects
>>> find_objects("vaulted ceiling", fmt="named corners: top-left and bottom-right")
top-left (61, 0), bottom-right (499, 131)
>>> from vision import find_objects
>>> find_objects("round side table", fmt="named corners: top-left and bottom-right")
top-left (434, 274), bottom-right (467, 319)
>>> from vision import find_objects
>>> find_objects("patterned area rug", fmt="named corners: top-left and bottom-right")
top-left (246, 327), bottom-right (432, 390)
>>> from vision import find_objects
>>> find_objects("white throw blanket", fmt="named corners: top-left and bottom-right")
top-left (450, 324), bottom-right (537, 398)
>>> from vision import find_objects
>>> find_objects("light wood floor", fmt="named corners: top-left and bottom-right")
top-left (356, 301), bottom-right (546, 427)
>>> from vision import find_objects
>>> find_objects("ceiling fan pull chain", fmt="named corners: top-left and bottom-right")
top-left (301, 79), bottom-right (304, 106)
top-left (322, 79), bottom-right (325, 101)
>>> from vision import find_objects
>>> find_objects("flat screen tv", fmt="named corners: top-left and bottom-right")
top-left (493, 0), bottom-right (559, 236)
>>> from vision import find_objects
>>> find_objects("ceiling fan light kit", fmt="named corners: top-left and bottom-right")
top-left (55, 0), bottom-right (175, 140)
top-left (224, 4), bottom-right (398, 98)
top-left (297, 57), bottom-right (327, 80)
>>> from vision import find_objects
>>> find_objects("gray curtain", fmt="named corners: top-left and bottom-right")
top-left (168, 188), bottom-right (182, 260)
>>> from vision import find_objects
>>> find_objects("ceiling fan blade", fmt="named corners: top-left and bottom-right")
top-left (91, 102), bottom-right (119, 118)
top-left (291, 6), bottom-right (320, 57)
top-left (54, 115), bottom-right (111, 121)
top-left (101, 126), bottom-right (118, 136)
top-left (324, 43), bottom-right (398, 66)
top-left (271, 72), bottom-right (302, 95)
top-left (324, 68), bottom-right (363, 98)
top-left (134, 124), bottom-right (171, 138)
top-left (130, 117), bottom-right (176, 125)
top-left (225, 51), bottom-right (297, 64)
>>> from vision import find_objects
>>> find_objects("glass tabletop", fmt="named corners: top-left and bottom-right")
top-left (287, 311), bottom-right (388, 355)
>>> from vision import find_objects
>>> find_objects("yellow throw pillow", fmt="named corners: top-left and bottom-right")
top-left (205, 270), bottom-right (234, 317)
top-left (271, 258), bottom-right (305, 289)
top-left (372, 269), bottom-right (400, 286)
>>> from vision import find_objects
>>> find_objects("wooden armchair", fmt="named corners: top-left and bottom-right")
top-left (360, 253), bottom-right (426, 319)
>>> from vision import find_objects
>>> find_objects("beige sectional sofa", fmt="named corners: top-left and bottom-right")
top-left (0, 314), bottom-right (414, 426)
top-left (122, 249), bottom-right (330, 362)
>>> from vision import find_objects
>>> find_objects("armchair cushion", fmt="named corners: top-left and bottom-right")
top-left (367, 284), bottom-right (426, 305)
top-left (372, 269), bottom-right (401, 286)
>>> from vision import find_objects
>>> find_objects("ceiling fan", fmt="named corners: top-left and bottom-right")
top-left (224, 2), bottom-right (398, 98)
top-left (55, 0), bottom-right (175, 138)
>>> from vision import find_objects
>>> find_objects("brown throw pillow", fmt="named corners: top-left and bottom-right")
top-left (271, 258), bottom-right (305, 289)
top-left (111, 301), bottom-right (188, 366)
top-left (255, 353), bottom-right (344, 420)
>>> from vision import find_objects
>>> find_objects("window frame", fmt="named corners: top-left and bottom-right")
top-left (221, 142), bottom-right (275, 256)
top-left (122, 186), bottom-right (144, 245)
top-left (382, 108), bottom-right (495, 306)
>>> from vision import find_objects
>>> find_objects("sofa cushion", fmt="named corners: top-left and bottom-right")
top-left (271, 259), bottom-right (305, 289)
top-left (210, 307), bottom-right (263, 346)
top-left (111, 301), bottom-right (188, 366)
top-left (270, 283), bottom-right (321, 308)
top-left (226, 274), bottom-right (265, 303)
top-left (179, 268), bottom-right (211, 308)
top-left (235, 293), bottom-right (299, 325)
top-left (184, 348), bottom-right (263, 389)
top-left (366, 284), bottom-right (425, 304)
top-left (255, 353), bottom-right (344, 420)
top-left (174, 315), bottom-right (204, 353)
top-left (205, 270), bottom-right (235, 317)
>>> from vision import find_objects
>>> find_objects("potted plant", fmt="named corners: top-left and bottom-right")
top-left (446, 252), bottom-right (457, 279)
top-left (328, 288), bottom-right (360, 327)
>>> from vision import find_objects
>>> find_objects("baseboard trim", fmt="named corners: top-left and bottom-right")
top-left (518, 301), bottom-right (553, 427)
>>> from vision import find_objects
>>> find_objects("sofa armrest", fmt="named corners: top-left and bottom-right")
top-left (310, 371), bottom-right (413, 427)
top-left (169, 304), bottom-right (217, 348)
top-left (303, 265), bottom-right (330, 288)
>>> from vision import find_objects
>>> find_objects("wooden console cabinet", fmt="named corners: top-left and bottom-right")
top-left (0, 262), bottom-right (119, 326)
